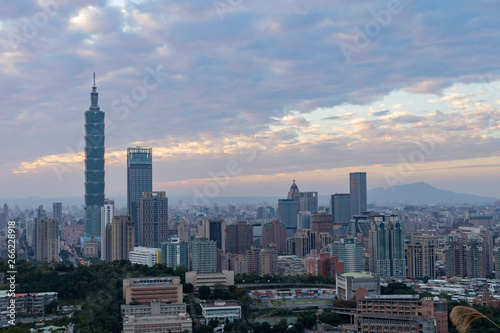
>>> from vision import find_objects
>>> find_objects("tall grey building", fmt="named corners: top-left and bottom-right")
top-left (101, 204), bottom-right (114, 261)
top-left (84, 74), bottom-right (105, 236)
top-left (140, 191), bottom-right (168, 248)
top-left (330, 194), bottom-right (350, 225)
top-left (299, 192), bottom-right (318, 213)
top-left (330, 238), bottom-right (365, 273)
top-left (52, 202), bottom-right (62, 223)
top-left (127, 146), bottom-right (152, 245)
top-left (349, 172), bottom-right (367, 217)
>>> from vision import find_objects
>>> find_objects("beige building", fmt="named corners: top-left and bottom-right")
top-left (83, 237), bottom-right (99, 258)
top-left (123, 277), bottom-right (182, 305)
top-left (122, 313), bottom-right (192, 333)
top-left (35, 218), bottom-right (59, 262)
top-left (177, 220), bottom-right (190, 242)
top-left (406, 234), bottom-right (438, 279)
top-left (336, 272), bottom-right (380, 300)
top-left (185, 270), bottom-right (235, 290)
top-left (111, 216), bottom-right (135, 261)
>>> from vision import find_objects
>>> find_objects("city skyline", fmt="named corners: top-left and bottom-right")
top-left (1, 1), bottom-right (500, 200)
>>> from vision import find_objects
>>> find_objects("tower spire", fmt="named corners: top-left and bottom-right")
top-left (93, 72), bottom-right (96, 88)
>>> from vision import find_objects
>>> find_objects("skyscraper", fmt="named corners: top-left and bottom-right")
top-left (225, 222), bottom-right (253, 254)
top-left (262, 219), bottom-right (287, 254)
top-left (406, 234), bottom-right (438, 280)
top-left (34, 218), bottom-right (59, 262)
top-left (368, 215), bottom-right (406, 278)
top-left (101, 204), bottom-right (114, 261)
top-left (127, 146), bottom-right (153, 245)
top-left (299, 192), bottom-right (319, 213)
top-left (278, 199), bottom-right (299, 236)
top-left (140, 191), bottom-right (168, 248)
top-left (330, 194), bottom-right (350, 225)
top-left (84, 73), bottom-right (105, 236)
top-left (52, 202), bottom-right (62, 224)
top-left (349, 172), bottom-right (367, 217)
top-left (111, 216), bottom-right (135, 261)
top-left (287, 180), bottom-right (300, 201)
top-left (201, 219), bottom-right (226, 252)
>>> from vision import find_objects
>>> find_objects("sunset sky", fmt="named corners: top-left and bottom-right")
top-left (1, 0), bottom-right (499, 200)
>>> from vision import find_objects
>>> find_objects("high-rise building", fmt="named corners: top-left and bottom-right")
top-left (312, 212), bottom-right (333, 236)
top-left (406, 234), bottom-right (438, 280)
top-left (226, 222), bottom-right (253, 254)
top-left (161, 238), bottom-right (189, 269)
top-left (101, 204), bottom-right (114, 261)
top-left (177, 220), bottom-right (190, 243)
top-left (34, 218), bottom-right (59, 262)
top-left (297, 211), bottom-right (312, 230)
top-left (84, 74), bottom-right (105, 236)
top-left (140, 191), bottom-right (168, 248)
top-left (262, 219), bottom-right (287, 254)
top-left (257, 206), bottom-right (274, 219)
top-left (445, 227), bottom-right (492, 278)
top-left (495, 237), bottom-right (500, 280)
top-left (368, 215), bottom-right (406, 278)
top-left (299, 192), bottom-right (318, 213)
top-left (111, 216), bottom-right (135, 261)
top-left (293, 229), bottom-right (317, 258)
top-left (330, 238), bottom-right (365, 273)
top-left (305, 250), bottom-right (344, 278)
top-left (191, 238), bottom-right (217, 273)
top-left (349, 172), bottom-right (367, 217)
top-left (287, 180), bottom-right (300, 201)
top-left (127, 146), bottom-right (153, 246)
top-left (330, 194), bottom-right (350, 226)
top-left (52, 202), bottom-right (62, 223)
top-left (278, 199), bottom-right (299, 236)
top-left (200, 219), bottom-right (226, 252)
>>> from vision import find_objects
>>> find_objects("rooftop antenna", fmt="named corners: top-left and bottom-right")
top-left (93, 72), bottom-right (96, 88)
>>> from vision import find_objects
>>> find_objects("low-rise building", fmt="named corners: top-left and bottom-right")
top-left (0, 291), bottom-right (57, 316)
top-left (200, 301), bottom-right (241, 322)
top-left (123, 277), bottom-right (182, 305)
top-left (336, 272), bottom-right (380, 300)
top-left (129, 247), bottom-right (161, 267)
top-left (122, 313), bottom-right (192, 333)
top-left (185, 270), bottom-right (234, 290)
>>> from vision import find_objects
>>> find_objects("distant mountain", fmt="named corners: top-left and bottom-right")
top-left (368, 182), bottom-right (498, 205)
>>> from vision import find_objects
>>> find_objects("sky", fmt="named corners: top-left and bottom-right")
top-left (1, 0), bottom-right (500, 201)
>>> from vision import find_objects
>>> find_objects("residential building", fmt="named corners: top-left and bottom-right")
top-left (368, 215), bottom-right (406, 278)
top-left (177, 220), bottom-right (190, 242)
top-left (330, 238), bottom-right (365, 273)
top-left (127, 146), bottom-right (153, 246)
top-left (262, 219), bottom-right (287, 254)
top-left (140, 191), bottom-right (168, 248)
top-left (111, 216), bottom-right (135, 261)
top-left (406, 234), bottom-right (438, 279)
top-left (100, 204), bottom-right (113, 261)
top-left (191, 238), bottom-right (217, 273)
top-left (0, 291), bottom-right (57, 315)
top-left (312, 212), bottom-right (333, 236)
top-left (84, 75), bottom-right (105, 236)
top-left (200, 219), bottom-right (226, 252)
top-left (305, 250), bottom-right (344, 278)
top-left (52, 202), bottom-right (62, 223)
top-left (34, 218), bottom-right (59, 262)
top-left (161, 238), bottom-right (189, 269)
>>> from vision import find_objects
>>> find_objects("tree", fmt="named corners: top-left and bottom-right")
top-left (45, 300), bottom-right (59, 314)
top-left (183, 283), bottom-right (194, 294)
top-left (320, 309), bottom-right (340, 326)
top-left (199, 285), bottom-right (211, 299)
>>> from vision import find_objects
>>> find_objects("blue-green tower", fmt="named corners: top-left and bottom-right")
top-left (84, 73), bottom-right (105, 236)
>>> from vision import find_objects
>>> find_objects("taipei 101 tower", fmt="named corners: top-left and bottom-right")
top-left (84, 73), bottom-right (105, 236)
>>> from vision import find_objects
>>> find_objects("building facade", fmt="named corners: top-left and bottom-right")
top-left (349, 172), bottom-right (367, 217)
top-left (140, 191), bottom-right (168, 248)
top-left (111, 216), bottom-right (135, 261)
top-left (330, 238), bottom-right (365, 273)
top-left (191, 238), bottom-right (217, 273)
top-left (299, 191), bottom-right (318, 214)
top-left (127, 146), bottom-right (153, 246)
top-left (34, 218), bottom-right (59, 262)
top-left (84, 75), bottom-right (105, 236)
top-left (161, 238), bottom-right (189, 269)
top-left (100, 204), bottom-right (113, 261)
top-left (406, 234), bottom-right (438, 280)
top-left (330, 193), bottom-right (350, 226)
top-left (226, 222), bottom-right (253, 254)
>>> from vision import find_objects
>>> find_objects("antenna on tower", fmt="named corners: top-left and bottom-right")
top-left (93, 72), bottom-right (96, 88)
